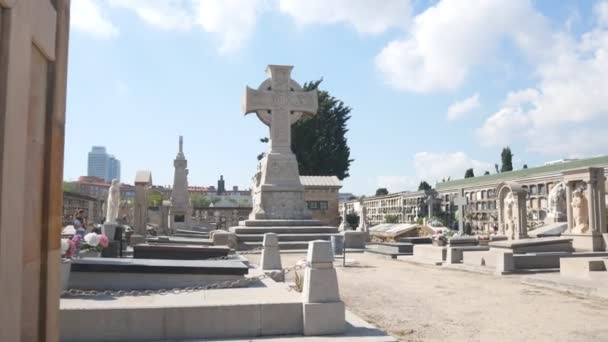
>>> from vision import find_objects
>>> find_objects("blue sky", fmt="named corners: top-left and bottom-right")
top-left (65, 0), bottom-right (608, 195)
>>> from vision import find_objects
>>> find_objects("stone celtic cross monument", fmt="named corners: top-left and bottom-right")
top-left (243, 65), bottom-right (318, 220)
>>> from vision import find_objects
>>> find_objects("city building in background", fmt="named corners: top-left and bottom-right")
top-left (87, 146), bottom-right (121, 182)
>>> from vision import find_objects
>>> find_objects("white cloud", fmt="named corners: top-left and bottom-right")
top-left (278, 0), bottom-right (410, 34)
top-left (108, 0), bottom-right (194, 30)
top-left (446, 93), bottom-right (480, 121)
top-left (106, 0), bottom-right (264, 53)
top-left (414, 152), bottom-right (493, 183)
top-left (375, 0), bottom-right (550, 93)
top-left (194, 0), bottom-right (264, 54)
top-left (71, 0), bottom-right (119, 39)
top-left (596, 0), bottom-right (608, 27)
top-left (477, 22), bottom-right (608, 157)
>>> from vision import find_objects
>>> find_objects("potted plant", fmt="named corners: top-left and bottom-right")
top-left (60, 238), bottom-right (76, 291)
top-left (73, 233), bottom-right (109, 258)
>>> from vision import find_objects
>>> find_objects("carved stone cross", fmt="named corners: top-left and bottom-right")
top-left (243, 65), bottom-right (318, 154)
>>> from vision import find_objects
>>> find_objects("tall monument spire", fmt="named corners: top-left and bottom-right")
top-left (176, 135), bottom-right (185, 159)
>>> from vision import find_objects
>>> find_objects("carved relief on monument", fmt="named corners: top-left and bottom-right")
top-left (547, 181), bottom-right (567, 221)
top-left (503, 191), bottom-right (515, 238)
top-left (571, 187), bottom-right (590, 234)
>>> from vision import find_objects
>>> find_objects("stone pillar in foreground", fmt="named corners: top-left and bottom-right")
top-left (260, 233), bottom-right (284, 282)
top-left (302, 240), bottom-right (345, 336)
top-left (131, 170), bottom-right (152, 246)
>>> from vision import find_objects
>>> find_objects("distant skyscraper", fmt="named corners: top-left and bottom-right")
top-left (87, 146), bottom-right (121, 182)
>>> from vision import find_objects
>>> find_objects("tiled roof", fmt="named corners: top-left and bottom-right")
top-left (436, 155), bottom-right (608, 191)
top-left (300, 176), bottom-right (342, 188)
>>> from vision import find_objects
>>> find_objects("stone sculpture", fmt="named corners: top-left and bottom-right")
top-left (571, 187), bottom-right (589, 234)
top-left (503, 191), bottom-right (515, 237)
top-left (547, 182), bottom-right (567, 221)
top-left (106, 179), bottom-right (120, 224)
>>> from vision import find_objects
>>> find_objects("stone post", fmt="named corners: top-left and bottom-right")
top-left (302, 240), bottom-right (345, 336)
top-left (260, 233), bottom-right (284, 282)
top-left (566, 182), bottom-right (573, 232)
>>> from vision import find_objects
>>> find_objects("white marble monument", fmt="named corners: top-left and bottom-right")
top-left (243, 65), bottom-right (318, 221)
top-left (106, 179), bottom-right (120, 224)
top-left (497, 182), bottom-right (528, 240)
top-left (169, 136), bottom-right (192, 232)
top-left (562, 167), bottom-right (607, 251)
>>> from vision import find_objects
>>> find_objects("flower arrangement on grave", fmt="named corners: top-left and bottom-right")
top-left (61, 238), bottom-right (77, 259)
top-left (71, 233), bottom-right (109, 255)
top-left (432, 229), bottom-right (456, 243)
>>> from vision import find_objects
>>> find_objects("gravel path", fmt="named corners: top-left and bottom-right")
top-left (249, 252), bottom-right (608, 342)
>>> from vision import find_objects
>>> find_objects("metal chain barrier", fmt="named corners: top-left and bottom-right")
top-left (61, 254), bottom-right (307, 298)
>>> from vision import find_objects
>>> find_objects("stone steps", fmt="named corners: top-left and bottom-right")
top-left (241, 241), bottom-right (317, 250)
top-left (236, 233), bottom-right (336, 242)
top-left (231, 226), bottom-right (339, 234)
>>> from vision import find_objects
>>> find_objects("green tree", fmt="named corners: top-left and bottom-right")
top-left (501, 146), bottom-right (514, 172)
top-left (464, 168), bottom-right (475, 178)
top-left (345, 212), bottom-right (360, 229)
top-left (63, 181), bottom-right (77, 193)
top-left (494, 163), bottom-right (500, 174)
top-left (259, 79), bottom-right (353, 179)
top-left (484, 171), bottom-right (490, 175)
top-left (375, 188), bottom-right (389, 196)
top-left (418, 181), bottom-right (432, 191)
top-left (523, 164), bottom-right (528, 169)
top-left (190, 193), bottom-right (211, 208)
top-left (148, 190), bottom-right (163, 207)
top-left (384, 214), bottom-right (399, 223)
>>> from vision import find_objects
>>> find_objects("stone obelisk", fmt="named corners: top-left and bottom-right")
top-left (169, 136), bottom-right (191, 232)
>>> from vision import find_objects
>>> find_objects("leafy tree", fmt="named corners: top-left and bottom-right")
top-left (63, 181), bottom-right (77, 193)
top-left (418, 181), bottom-right (432, 191)
top-left (384, 214), bottom-right (399, 223)
top-left (345, 212), bottom-right (360, 229)
top-left (148, 190), bottom-right (164, 207)
top-left (375, 188), bottom-right (389, 196)
top-left (484, 171), bottom-right (490, 176)
top-left (501, 146), bottom-right (514, 172)
top-left (190, 193), bottom-right (211, 208)
top-left (258, 79), bottom-right (353, 180)
top-left (523, 164), bottom-right (528, 169)
top-left (494, 163), bottom-right (500, 174)
top-left (464, 168), bottom-right (475, 178)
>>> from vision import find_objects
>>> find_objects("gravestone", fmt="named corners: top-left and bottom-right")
top-left (243, 65), bottom-right (318, 221)
top-left (496, 182), bottom-right (528, 240)
top-left (132, 244), bottom-right (230, 260)
top-left (169, 136), bottom-right (192, 231)
top-left (229, 65), bottom-right (339, 250)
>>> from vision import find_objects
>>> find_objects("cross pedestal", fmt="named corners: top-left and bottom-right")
top-left (243, 65), bottom-right (318, 221)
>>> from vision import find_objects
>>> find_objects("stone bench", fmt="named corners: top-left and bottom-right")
top-left (133, 244), bottom-right (230, 260)
top-left (366, 242), bottom-right (413, 258)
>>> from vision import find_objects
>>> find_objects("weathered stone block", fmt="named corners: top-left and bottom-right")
top-left (303, 302), bottom-right (345, 336)
top-left (343, 231), bottom-right (367, 248)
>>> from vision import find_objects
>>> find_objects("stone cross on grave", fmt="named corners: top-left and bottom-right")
top-left (453, 191), bottom-right (468, 234)
top-left (243, 65), bottom-right (319, 154)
